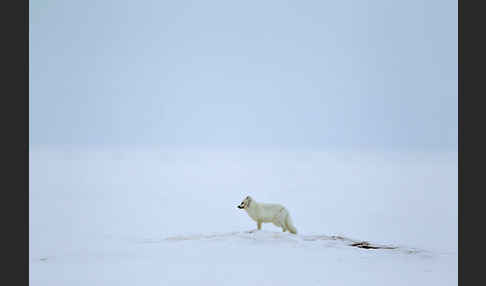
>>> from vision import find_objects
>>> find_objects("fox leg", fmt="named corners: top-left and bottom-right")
top-left (280, 220), bottom-right (287, 232)
top-left (257, 221), bottom-right (262, 230)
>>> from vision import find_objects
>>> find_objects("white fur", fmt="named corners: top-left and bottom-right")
top-left (237, 196), bottom-right (298, 234)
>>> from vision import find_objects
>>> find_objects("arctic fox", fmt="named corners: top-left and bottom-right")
top-left (237, 196), bottom-right (298, 234)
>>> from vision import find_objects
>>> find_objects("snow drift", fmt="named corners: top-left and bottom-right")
top-left (30, 147), bottom-right (457, 286)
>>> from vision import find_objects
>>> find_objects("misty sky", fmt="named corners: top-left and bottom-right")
top-left (29, 0), bottom-right (457, 151)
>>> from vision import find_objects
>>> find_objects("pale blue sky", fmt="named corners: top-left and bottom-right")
top-left (30, 0), bottom-right (457, 151)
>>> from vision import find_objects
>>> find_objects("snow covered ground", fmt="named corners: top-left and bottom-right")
top-left (29, 147), bottom-right (457, 285)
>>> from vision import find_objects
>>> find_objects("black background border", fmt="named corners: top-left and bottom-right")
top-left (1, 0), bottom-right (29, 285)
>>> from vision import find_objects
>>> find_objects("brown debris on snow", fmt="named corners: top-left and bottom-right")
top-left (349, 241), bottom-right (397, 250)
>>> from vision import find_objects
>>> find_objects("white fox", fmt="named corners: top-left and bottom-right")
top-left (237, 196), bottom-right (298, 234)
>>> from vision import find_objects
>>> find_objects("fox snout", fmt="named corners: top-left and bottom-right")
top-left (237, 196), bottom-right (251, 209)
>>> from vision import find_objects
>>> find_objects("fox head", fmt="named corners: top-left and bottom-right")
top-left (237, 196), bottom-right (252, 209)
